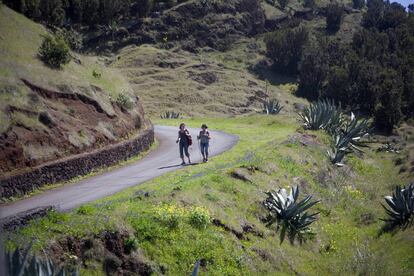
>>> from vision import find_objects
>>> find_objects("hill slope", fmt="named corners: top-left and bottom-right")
top-left (0, 5), bottom-right (150, 177)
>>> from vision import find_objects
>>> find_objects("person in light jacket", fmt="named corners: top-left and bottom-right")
top-left (197, 124), bottom-right (211, 162)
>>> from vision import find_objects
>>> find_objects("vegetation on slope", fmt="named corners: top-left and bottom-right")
top-left (0, 5), bottom-right (149, 176)
top-left (5, 116), bottom-right (414, 275)
top-left (264, 0), bottom-right (414, 133)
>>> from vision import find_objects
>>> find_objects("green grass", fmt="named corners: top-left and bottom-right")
top-left (5, 115), bottom-right (414, 275)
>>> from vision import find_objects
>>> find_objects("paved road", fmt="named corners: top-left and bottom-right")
top-left (0, 126), bottom-right (238, 219)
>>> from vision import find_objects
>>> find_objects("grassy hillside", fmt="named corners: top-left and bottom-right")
top-left (5, 115), bottom-right (413, 275)
top-left (0, 5), bottom-right (149, 177)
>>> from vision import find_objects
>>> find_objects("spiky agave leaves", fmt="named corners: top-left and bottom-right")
top-left (328, 112), bottom-right (371, 166)
top-left (160, 111), bottom-right (181, 119)
top-left (341, 112), bottom-right (370, 152)
top-left (264, 186), bottom-right (320, 244)
top-left (7, 244), bottom-right (79, 276)
top-left (381, 183), bottom-right (414, 230)
top-left (263, 99), bottom-right (284, 115)
top-left (299, 99), bottom-right (342, 134)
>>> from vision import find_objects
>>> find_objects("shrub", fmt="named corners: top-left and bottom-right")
top-left (262, 99), bottom-right (284, 115)
top-left (76, 205), bottom-right (95, 215)
top-left (264, 186), bottom-right (319, 244)
top-left (39, 0), bottom-right (66, 26)
top-left (188, 207), bottom-right (210, 229)
top-left (103, 254), bottom-right (122, 274)
top-left (277, 0), bottom-right (289, 10)
top-left (156, 204), bottom-right (185, 229)
top-left (92, 69), bottom-right (102, 79)
top-left (38, 111), bottom-right (54, 126)
top-left (352, 0), bottom-right (365, 9)
top-left (160, 111), bottom-right (181, 119)
top-left (132, 0), bottom-right (154, 18)
top-left (265, 26), bottom-right (308, 75)
top-left (326, 3), bottom-right (344, 32)
top-left (124, 237), bottom-right (139, 254)
top-left (116, 93), bottom-right (133, 110)
top-left (39, 34), bottom-right (70, 68)
top-left (382, 183), bottom-right (414, 231)
top-left (56, 28), bottom-right (83, 51)
top-left (303, 0), bottom-right (315, 9)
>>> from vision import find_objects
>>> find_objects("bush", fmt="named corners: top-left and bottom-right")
top-left (76, 205), bottom-right (95, 215)
top-left (56, 28), bottom-right (83, 51)
top-left (160, 111), bottom-right (180, 119)
top-left (352, 0), bottom-right (365, 9)
top-left (303, 0), bottom-right (315, 9)
top-left (39, 0), bottom-right (66, 26)
top-left (188, 207), bottom-right (210, 229)
top-left (265, 26), bottom-right (309, 75)
top-left (277, 0), bottom-right (289, 10)
top-left (124, 237), bottom-right (138, 254)
top-left (156, 204), bottom-right (184, 229)
top-left (39, 34), bottom-right (70, 68)
top-left (132, 0), bottom-right (154, 17)
top-left (326, 3), bottom-right (344, 32)
top-left (116, 93), bottom-right (133, 110)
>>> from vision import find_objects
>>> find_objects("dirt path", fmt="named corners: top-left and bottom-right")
top-left (0, 126), bottom-right (238, 219)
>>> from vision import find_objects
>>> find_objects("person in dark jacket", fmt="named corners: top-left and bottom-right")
top-left (176, 123), bottom-right (191, 165)
top-left (197, 124), bottom-right (211, 162)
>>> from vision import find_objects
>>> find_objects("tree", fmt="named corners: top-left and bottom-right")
top-left (277, 0), bottom-right (288, 10)
top-left (352, 0), bottom-right (365, 10)
top-left (303, 0), bottom-right (315, 9)
top-left (39, 0), bottom-right (66, 26)
top-left (265, 26), bottom-right (308, 75)
top-left (39, 34), bottom-right (71, 68)
top-left (374, 69), bottom-right (403, 132)
top-left (297, 46), bottom-right (327, 100)
top-left (363, 0), bottom-right (384, 29)
top-left (132, 0), bottom-right (154, 18)
top-left (326, 3), bottom-right (344, 33)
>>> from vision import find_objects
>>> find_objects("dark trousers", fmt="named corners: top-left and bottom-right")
top-left (179, 142), bottom-right (189, 158)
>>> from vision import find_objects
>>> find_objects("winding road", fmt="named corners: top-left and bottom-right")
top-left (0, 126), bottom-right (238, 220)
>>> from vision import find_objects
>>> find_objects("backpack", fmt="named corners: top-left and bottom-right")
top-left (187, 132), bottom-right (193, 146)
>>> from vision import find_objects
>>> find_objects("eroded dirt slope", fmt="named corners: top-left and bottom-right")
top-left (0, 6), bottom-right (150, 176)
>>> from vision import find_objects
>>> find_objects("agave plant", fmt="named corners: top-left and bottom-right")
top-left (262, 99), bottom-right (284, 115)
top-left (160, 111), bottom-right (181, 119)
top-left (299, 99), bottom-right (342, 134)
top-left (7, 244), bottom-right (79, 276)
top-left (328, 112), bottom-right (371, 166)
top-left (264, 186), bottom-right (319, 244)
top-left (327, 142), bottom-right (349, 166)
top-left (381, 183), bottom-right (414, 230)
top-left (340, 112), bottom-right (370, 152)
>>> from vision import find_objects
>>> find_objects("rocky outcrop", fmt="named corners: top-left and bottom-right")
top-left (0, 127), bottom-right (154, 199)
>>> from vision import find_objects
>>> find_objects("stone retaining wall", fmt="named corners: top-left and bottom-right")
top-left (0, 127), bottom-right (154, 199)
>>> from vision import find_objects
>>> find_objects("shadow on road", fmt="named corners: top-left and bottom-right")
top-left (158, 163), bottom-right (200, 170)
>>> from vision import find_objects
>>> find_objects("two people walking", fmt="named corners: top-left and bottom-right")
top-left (176, 123), bottom-right (211, 165)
